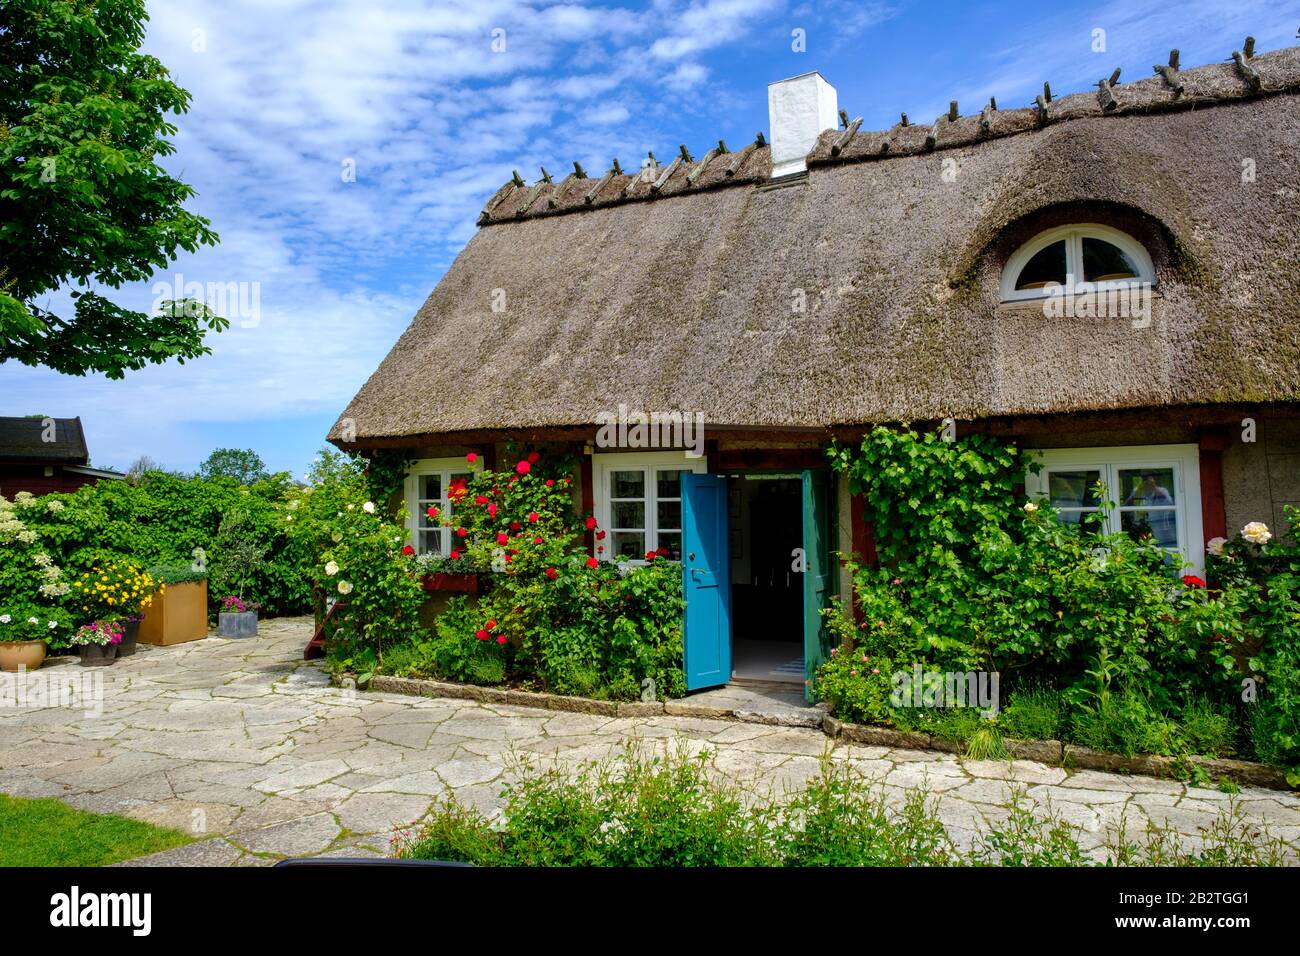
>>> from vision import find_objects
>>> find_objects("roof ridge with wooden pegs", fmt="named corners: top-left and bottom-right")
top-left (478, 39), bottom-right (1300, 226)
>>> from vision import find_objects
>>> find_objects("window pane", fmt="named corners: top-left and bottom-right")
top-left (656, 469), bottom-right (685, 500)
top-left (1015, 240), bottom-right (1067, 290)
top-left (419, 474), bottom-right (441, 499)
top-left (612, 501), bottom-right (645, 529)
top-left (1047, 470), bottom-right (1102, 509)
top-left (1057, 509), bottom-right (1101, 531)
top-left (1118, 468), bottom-right (1175, 506)
top-left (1083, 237), bottom-right (1139, 282)
top-left (656, 532), bottom-right (682, 560)
top-left (1121, 509), bottom-right (1178, 548)
top-left (419, 530), bottom-right (443, 555)
top-left (610, 470), bottom-right (645, 500)
top-left (657, 500), bottom-right (681, 531)
top-left (611, 531), bottom-right (645, 559)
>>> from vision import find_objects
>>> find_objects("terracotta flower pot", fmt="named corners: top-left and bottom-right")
top-left (0, 641), bottom-right (46, 672)
top-left (78, 643), bottom-right (117, 667)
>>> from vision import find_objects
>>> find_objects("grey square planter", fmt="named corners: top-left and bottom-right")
top-left (218, 610), bottom-right (259, 638)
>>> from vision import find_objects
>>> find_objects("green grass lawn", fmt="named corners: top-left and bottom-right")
top-left (0, 794), bottom-right (192, 867)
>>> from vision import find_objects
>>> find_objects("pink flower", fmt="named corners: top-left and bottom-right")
top-left (487, 503), bottom-right (497, 518)
top-left (496, 635), bottom-right (508, 644)
top-left (516, 460), bottom-right (531, 475)
top-left (496, 532), bottom-right (509, 545)
top-left (528, 511), bottom-right (539, 522)
top-left (475, 629), bottom-right (489, 641)
top-left (466, 452), bottom-right (478, 463)
top-left (426, 505), bottom-right (439, 518)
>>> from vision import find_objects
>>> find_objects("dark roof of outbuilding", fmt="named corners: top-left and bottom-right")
top-left (0, 416), bottom-right (89, 464)
top-left (332, 44), bottom-right (1300, 446)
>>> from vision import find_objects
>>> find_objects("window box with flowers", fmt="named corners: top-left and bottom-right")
top-left (414, 552), bottom-right (482, 593)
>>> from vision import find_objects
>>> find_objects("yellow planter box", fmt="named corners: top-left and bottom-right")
top-left (138, 579), bottom-right (208, 646)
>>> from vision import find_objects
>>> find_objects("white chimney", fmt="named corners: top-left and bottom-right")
top-left (767, 71), bottom-right (838, 178)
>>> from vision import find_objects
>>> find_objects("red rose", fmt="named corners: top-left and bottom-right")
top-left (527, 451), bottom-right (540, 463)
top-left (475, 495), bottom-right (488, 505)
top-left (466, 452), bottom-right (478, 463)
top-left (486, 619), bottom-right (497, 629)
top-left (516, 460), bottom-right (530, 475)
top-left (545, 479), bottom-right (554, 487)
top-left (586, 557), bottom-right (598, 569)
top-left (656, 546), bottom-right (669, 556)
top-left (457, 527), bottom-right (468, 537)
top-left (1182, 575), bottom-right (1207, 588)
top-left (595, 530), bottom-right (606, 541)
top-left (534, 536), bottom-right (543, 545)
top-left (402, 545), bottom-right (415, 555)
top-left (487, 503), bottom-right (498, 518)
top-left (426, 505), bottom-right (439, 518)
top-left (597, 545), bottom-right (605, 553)
top-left (646, 550), bottom-right (657, 561)
top-left (545, 567), bottom-right (558, 579)
top-left (496, 635), bottom-right (508, 644)
top-left (585, 517), bottom-right (597, 530)
top-left (496, 532), bottom-right (509, 545)
top-left (475, 629), bottom-right (489, 641)
top-left (450, 550), bottom-right (460, 559)
top-left (526, 512), bottom-right (538, 523)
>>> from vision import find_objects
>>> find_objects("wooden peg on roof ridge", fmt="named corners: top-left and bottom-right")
top-left (1169, 49), bottom-right (1180, 70)
top-left (900, 112), bottom-right (910, 127)
top-left (1244, 36), bottom-right (1255, 58)
top-left (611, 157), bottom-right (623, 175)
top-left (511, 170), bottom-right (526, 187)
top-left (1153, 59), bottom-right (1184, 94)
top-left (979, 102), bottom-right (993, 134)
top-left (1035, 93), bottom-right (1051, 123)
top-left (839, 109), bottom-right (850, 129)
top-left (755, 131), bottom-right (766, 147)
top-left (925, 117), bottom-right (941, 150)
top-left (1043, 81), bottom-right (1052, 103)
top-left (1097, 75), bottom-right (1118, 111)
top-left (1109, 67), bottom-right (1122, 87)
top-left (948, 100), bottom-right (959, 121)
top-left (1233, 49), bottom-right (1261, 91)
top-left (678, 144), bottom-right (693, 163)
top-left (830, 116), bottom-right (863, 157)
top-left (989, 96), bottom-right (997, 110)
top-left (539, 166), bottom-right (553, 184)
top-left (717, 139), bottom-right (729, 153)
top-left (572, 161), bottom-right (588, 179)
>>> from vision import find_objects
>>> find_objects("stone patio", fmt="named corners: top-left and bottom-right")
top-left (1, 616), bottom-right (1297, 865)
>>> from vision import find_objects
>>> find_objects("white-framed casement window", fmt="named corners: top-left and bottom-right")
top-left (592, 451), bottom-right (708, 563)
top-left (402, 457), bottom-right (481, 555)
top-left (1025, 444), bottom-right (1205, 572)
top-left (1001, 224), bottom-right (1155, 302)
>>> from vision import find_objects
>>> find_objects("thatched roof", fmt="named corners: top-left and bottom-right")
top-left (332, 45), bottom-right (1300, 446)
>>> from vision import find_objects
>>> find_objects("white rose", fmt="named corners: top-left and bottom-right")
top-left (1206, 536), bottom-right (1227, 556)
top-left (47, 620), bottom-right (58, 629)
top-left (337, 580), bottom-right (353, 595)
top-left (346, 504), bottom-right (354, 511)
top-left (27, 616), bottom-right (38, 625)
top-left (362, 501), bottom-right (375, 514)
top-left (1242, 521), bottom-right (1272, 545)
top-left (325, 561), bottom-right (339, 576)
top-left (0, 614), bottom-right (10, 624)
top-left (1023, 502), bottom-right (1039, 514)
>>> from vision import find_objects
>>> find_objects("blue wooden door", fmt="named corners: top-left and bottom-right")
top-left (802, 469), bottom-right (835, 701)
top-left (682, 473), bottom-right (731, 691)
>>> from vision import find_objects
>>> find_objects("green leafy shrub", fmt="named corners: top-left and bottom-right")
top-left (1070, 693), bottom-right (1179, 757)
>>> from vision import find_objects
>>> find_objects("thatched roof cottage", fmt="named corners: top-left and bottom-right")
top-left (333, 42), bottom-right (1300, 694)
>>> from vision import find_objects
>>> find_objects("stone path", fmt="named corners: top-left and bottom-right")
top-left (1, 617), bottom-right (1297, 865)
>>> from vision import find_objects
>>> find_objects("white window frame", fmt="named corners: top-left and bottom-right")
top-left (1001, 223), bottom-right (1155, 302)
top-left (1025, 444), bottom-right (1204, 573)
top-left (402, 457), bottom-right (482, 555)
top-left (592, 451), bottom-right (708, 565)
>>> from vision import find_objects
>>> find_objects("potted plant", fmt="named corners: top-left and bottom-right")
top-left (217, 595), bottom-right (260, 638)
top-left (415, 552), bottom-right (482, 594)
top-left (211, 508), bottom-right (267, 637)
top-left (139, 564), bottom-right (209, 646)
top-left (0, 607), bottom-right (71, 672)
top-left (71, 619), bottom-right (124, 667)
top-left (69, 562), bottom-right (156, 657)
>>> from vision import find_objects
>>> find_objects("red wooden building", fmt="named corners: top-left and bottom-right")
top-left (0, 417), bottom-right (124, 497)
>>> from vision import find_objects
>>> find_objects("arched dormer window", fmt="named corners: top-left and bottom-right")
top-left (1000, 224), bottom-right (1154, 302)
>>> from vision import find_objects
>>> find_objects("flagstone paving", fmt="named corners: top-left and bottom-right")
top-left (1, 616), bottom-right (1297, 866)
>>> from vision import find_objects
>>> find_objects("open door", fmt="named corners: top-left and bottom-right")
top-left (682, 473), bottom-right (731, 691)
top-left (801, 469), bottom-right (835, 701)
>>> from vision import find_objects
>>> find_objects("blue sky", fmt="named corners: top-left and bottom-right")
top-left (2, 0), bottom-right (1296, 478)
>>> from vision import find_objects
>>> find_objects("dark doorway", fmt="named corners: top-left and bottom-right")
top-left (729, 474), bottom-right (804, 682)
